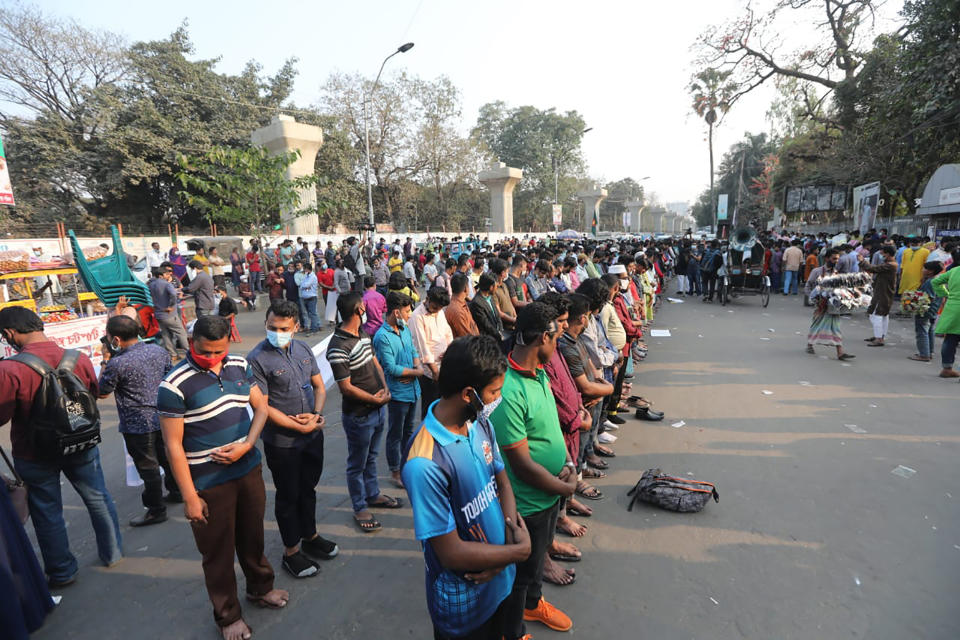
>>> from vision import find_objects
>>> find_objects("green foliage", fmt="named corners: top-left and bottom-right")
top-left (472, 102), bottom-right (588, 229)
top-left (175, 146), bottom-right (323, 236)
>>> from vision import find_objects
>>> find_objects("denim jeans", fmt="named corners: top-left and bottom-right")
top-left (770, 271), bottom-right (781, 292)
top-left (342, 406), bottom-right (386, 512)
top-left (783, 270), bottom-right (799, 294)
top-left (14, 447), bottom-right (123, 581)
top-left (942, 334), bottom-right (960, 368)
top-left (385, 399), bottom-right (418, 472)
top-left (915, 316), bottom-right (936, 358)
top-left (301, 296), bottom-right (321, 331)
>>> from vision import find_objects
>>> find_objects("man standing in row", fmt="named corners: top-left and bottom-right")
top-left (248, 301), bottom-right (338, 580)
top-left (491, 302), bottom-right (576, 638)
top-left (373, 292), bottom-right (423, 489)
top-left (327, 292), bottom-right (403, 533)
top-left (159, 316), bottom-right (288, 640)
top-left (445, 273), bottom-right (479, 338)
top-left (410, 286), bottom-right (454, 418)
top-left (186, 260), bottom-right (216, 317)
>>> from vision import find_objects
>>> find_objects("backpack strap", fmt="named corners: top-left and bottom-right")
top-left (57, 349), bottom-right (80, 374)
top-left (8, 352), bottom-right (55, 377)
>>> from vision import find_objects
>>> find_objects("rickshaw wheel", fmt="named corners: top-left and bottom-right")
top-left (761, 284), bottom-right (770, 307)
top-left (719, 279), bottom-right (728, 306)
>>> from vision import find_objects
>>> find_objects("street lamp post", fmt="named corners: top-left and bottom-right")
top-left (364, 42), bottom-right (414, 227)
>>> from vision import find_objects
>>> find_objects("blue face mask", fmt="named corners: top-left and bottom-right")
top-left (266, 330), bottom-right (293, 349)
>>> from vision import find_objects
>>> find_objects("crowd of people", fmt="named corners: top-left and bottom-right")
top-left (2, 226), bottom-right (958, 640)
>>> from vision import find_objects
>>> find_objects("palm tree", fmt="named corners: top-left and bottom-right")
top-left (690, 69), bottom-right (736, 230)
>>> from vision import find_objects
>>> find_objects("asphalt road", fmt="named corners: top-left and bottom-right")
top-left (7, 288), bottom-right (959, 640)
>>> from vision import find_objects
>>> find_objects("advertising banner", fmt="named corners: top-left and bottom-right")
top-left (853, 181), bottom-right (881, 235)
top-left (0, 134), bottom-right (15, 206)
top-left (717, 194), bottom-right (729, 221)
top-left (1, 315), bottom-right (107, 368)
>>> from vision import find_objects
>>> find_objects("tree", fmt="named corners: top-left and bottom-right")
top-left (472, 102), bottom-right (588, 228)
top-left (175, 146), bottom-right (323, 236)
top-left (689, 68), bottom-right (736, 229)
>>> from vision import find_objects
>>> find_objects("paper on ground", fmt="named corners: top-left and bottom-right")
top-left (671, 420), bottom-right (686, 428)
top-left (891, 465), bottom-right (917, 479)
top-left (844, 424), bottom-right (867, 434)
top-left (650, 329), bottom-right (671, 337)
top-left (761, 390), bottom-right (774, 395)
top-left (667, 297), bottom-right (684, 303)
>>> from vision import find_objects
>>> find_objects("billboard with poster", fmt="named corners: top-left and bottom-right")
top-left (0, 134), bottom-right (14, 206)
top-left (852, 181), bottom-right (881, 235)
top-left (784, 185), bottom-right (847, 213)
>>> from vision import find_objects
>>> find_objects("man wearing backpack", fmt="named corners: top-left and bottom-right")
top-left (0, 307), bottom-right (123, 588)
top-left (700, 240), bottom-right (723, 302)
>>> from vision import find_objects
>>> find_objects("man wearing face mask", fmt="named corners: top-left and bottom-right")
top-left (248, 301), bottom-right (337, 580)
top-left (158, 316), bottom-right (287, 640)
top-left (403, 335), bottom-right (530, 640)
top-left (97, 315), bottom-right (178, 526)
top-left (373, 291), bottom-right (423, 489)
top-left (490, 302), bottom-right (577, 638)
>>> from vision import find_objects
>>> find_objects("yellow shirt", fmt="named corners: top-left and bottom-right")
top-left (899, 247), bottom-right (930, 293)
top-left (388, 256), bottom-right (403, 273)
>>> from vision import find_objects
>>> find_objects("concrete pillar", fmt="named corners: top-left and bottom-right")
top-left (577, 186), bottom-right (608, 234)
top-left (251, 114), bottom-right (323, 236)
top-left (662, 213), bottom-right (676, 235)
top-left (478, 162), bottom-right (523, 234)
top-left (626, 200), bottom-right (644, 234)
top-left (648, 210), bottom-right (664, 234)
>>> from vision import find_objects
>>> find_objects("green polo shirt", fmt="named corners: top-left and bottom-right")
top-left (490, 356), bottom-right (567, 516)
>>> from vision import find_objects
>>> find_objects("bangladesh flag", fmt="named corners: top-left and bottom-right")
top-left (590, 208), bottom-right (598, 237)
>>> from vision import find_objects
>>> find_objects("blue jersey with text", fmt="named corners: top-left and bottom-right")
top-left (402, 401), bottom-right (514, 637)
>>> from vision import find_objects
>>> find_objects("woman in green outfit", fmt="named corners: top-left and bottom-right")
top-left (931, 266), bottom-right (960, 378)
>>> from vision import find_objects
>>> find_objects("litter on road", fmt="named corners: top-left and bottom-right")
top-left (671, 420), bottom-right (686, 428)
top-left (844, 424), bottom-right (867, 434)
top-left (762, 390), bottom-right (774, 395)
top-left (891, 465), bottom-right (917, 479)
top-left (650, 329), bottom-right (672, 337)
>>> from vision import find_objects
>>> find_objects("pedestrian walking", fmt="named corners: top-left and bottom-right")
top-left (185, 261), bottom-right (216, 317)
top-left (805, 249), bottom-right (854, 360)
top-left (150, 265), bottom-right (190, 360)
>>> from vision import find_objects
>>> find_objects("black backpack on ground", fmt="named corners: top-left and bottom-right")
top-left (627, 468), bottom-right (719, 513)
top-left (10, 350), bottom-right (101, 460)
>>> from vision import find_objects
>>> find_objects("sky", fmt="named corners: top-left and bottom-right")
top-left (37, 0), bottom-right (905, 207)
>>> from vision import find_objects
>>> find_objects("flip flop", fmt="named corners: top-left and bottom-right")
top-left (594, 446), bottom-right (616, 458)
top-left (368, 494), bottom-right (404, 509)
top-left (588, 458), bottom-right (609, 470)
top-left (576, 483), bottom-right (604, 500)
top-left (549, 552), bottom-right (582, 563)
top-left (354, 515), bottom-right (382, 533)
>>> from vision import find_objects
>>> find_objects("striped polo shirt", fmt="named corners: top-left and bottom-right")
top-left (157, 354), bottom-right (261, 491)
top-left (326, 327), bottom-right (383, 417)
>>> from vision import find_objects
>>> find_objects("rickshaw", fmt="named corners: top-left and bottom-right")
top-left (717, 227), bottom-right (771, 307)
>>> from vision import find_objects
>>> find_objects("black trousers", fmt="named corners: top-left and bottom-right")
top-left (606, 355), bottom-right (628, 415)
top-left (420, 375), bottom-right (439, 419)
top-left (263, 433), bottom-right (325, 548)
top-left (702, 272), bottom-right (717, 299)
top-left (433, 596), bottom-right (509, 640)
top-left (502, 501), bottom-right (560, 639)
top-left (123, 431), bottom-right (178, 513)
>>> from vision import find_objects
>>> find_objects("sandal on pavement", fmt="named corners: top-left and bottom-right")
top-left (908, 354), bottom-right (931, 362)
top-left (576, 482), bottom-right (604, 500)
top-left (582, 467), bottom-right (606, 479)
top-left (838, 353), bottom-right (856, 361)
top-left (354, 515), bottom-right (382, 533)
top-left (587, 458), bottom-right (609, 470)
top-left (566, 504), bottom-right (593, 517)
top-left (367, 494), bottom-right (403, 509)
top-left (594, 445), bottom-right (616, 458)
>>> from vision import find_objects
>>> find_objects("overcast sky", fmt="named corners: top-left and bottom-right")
top-left (40, 0), bottom-right (905, 206)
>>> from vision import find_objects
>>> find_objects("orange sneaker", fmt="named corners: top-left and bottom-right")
top-left (523, 597), bottom-right (572, 631)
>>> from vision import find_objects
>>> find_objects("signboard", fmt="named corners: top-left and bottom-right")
top-left (717, 194), bottom-right (729, 221)
top-left (940, 186), bottom-right (960, 206)
top-left (784, 185), bottom-right (846, 213)
top-left (1, 315), bottom-right (108, 368)
top-left (622, 210), bottom-right (631, 229)
top-left (0, 134), bottom-right (15, 206)
top-left (552, 204), bottom-right (563, 227)
top-left (852, 181), bottom-right (881, 235)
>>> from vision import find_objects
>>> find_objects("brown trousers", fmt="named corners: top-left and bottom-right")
top-left (190, 464), bottom-right (275, 627)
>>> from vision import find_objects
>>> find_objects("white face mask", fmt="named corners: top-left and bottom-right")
top-left (480, 396), bottom-right (502, 422)
top-left (619, 279), bottom-right (629, 291)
